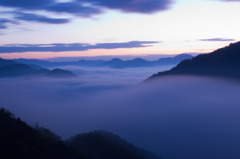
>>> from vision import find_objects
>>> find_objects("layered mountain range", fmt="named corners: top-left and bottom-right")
top-left (15, 54), bottom-right (193, 69)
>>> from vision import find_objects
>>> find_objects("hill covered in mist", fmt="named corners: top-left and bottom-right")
top-left (148, 41), bottom-right (240, 80)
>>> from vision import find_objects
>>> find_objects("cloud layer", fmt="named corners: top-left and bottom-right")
top-left (1, 75), bottom-right (240, 159)
top-left (0, 41), bottom-right (159, 53)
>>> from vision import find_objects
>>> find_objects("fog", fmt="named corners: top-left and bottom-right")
top-left (1, 66), bottom-right (240, 159)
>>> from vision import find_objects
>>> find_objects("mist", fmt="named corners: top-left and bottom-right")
top-left (1, 66), bottom-right (240, 159)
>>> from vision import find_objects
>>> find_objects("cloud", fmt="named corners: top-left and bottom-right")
top-left (46, 2), bottom-right (102, 17)
top-left (0, 0), bottom-right (102, 19)
top-left (0, 19), bottom-right (10, 29)
top-left (221, 0), bottom-right (240, 1)
top-left (0, 41), bottom-right (160, 53)
top-left (0, 0), bottom-right (54, 10)
top-left (199, 38), bottom-right (235, 42)
top-left (1, 75), bottom-right (240, 159)
top-left (0, 0), bottom-right (173, 16)
top-left (81, 0), bottom-right (172, 13)
top-left (14, 12), bottom-right (71, 24)
top-left (0, 18), bottom-right (18, 29)
top-left (0, 0), bottom-right (173, 30)
top-left (93, 41), bottom-right (159, 49)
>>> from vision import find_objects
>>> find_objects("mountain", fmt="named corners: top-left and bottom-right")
top-left (154, 54), bottom-right (193, 66)
top-left (67, 130), bottom-right (161, 159)
top-left (44, 68), bottom-right (76, 78)
top-left (15, 59), bottom-right (105, 68)
top-left (0, 61), bottom-right (75, 78)
top-left (14, 54), bottom-right (193, 69)
top-left (95, 55), bottom-right (192, 68)
top-left (147, 41), bottom-right (240, 80)
top-left (96, 58), bottom-right (125, 68)
top-left (0, 63), bottom-right (49, 77)
top-left (15, 58), bottom-right (55, 67)
top-left (0, 108), bottom-right (87, 159)
top-left (0, 108), bottom-right (160, 159)
top-left (0, 58), bottom-right (18, 67)
top-left (76, 59), bottom-right (106, 66)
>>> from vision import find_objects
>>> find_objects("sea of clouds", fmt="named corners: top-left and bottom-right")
top-left (1, 66), bottom-right (240, 159)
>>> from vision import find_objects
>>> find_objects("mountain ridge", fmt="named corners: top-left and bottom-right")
top-left (0, 108), bottom-right (160, 159)
top-left (67, 130), bottom-right (161, 159)
top-left (147, 41), bottom-right (240, 81)
top-left (14, 54), bottom-right (193, 69)
top-left (0, 59), bottom-right (75, 78)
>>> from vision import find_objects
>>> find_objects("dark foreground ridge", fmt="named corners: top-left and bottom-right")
top-left (67, 130), bottom-right (161, 159)
top-left (0, 108), bottom-right (160, 159)
top-left (147, 41), bottom-right (240, 81)
top-left (0, 108), bottom-right (87, 159)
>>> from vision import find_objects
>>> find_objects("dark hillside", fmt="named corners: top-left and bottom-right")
top-left (148, 42), bottom-right (240, 80)
top-left (0, 108), bottom-right (87, 159)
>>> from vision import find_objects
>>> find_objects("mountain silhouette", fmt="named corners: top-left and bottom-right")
top-left (147, 41), bottom-right (240, 80)
top-left (15, 59), bottom-right (105, 67)
top-left (0, 59), bottom-right (75, 78)
top-left (0, 108), bottom-right (160, 159)
top-left (0, 58), bottom-right (18, 67)
top-left (14, 54), bottom-right (193, 69)
top-left (44, 68), bottom-right (75, 78)
top-left (87, 55), bottom-right (193, 68)
top-left (153, 54), bottom-right (193, 66)
top-left (15, 58), bottom-right (55, 67)
top-left (0, 108), bottom-right (87, 159)
top-left (96, 58), bottom-right (126, 68)
top-left (0, 63), bottom-right (49, 77)
top-left (67, 130), bottom-right (161, 159)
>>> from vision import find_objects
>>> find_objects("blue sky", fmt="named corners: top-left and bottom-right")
top-left (0, 0), bottom-right (239, 59)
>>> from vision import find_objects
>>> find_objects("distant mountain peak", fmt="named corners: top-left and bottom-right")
top-left (131, 58), bottom-right (147, 62)
top-left (44, 68), bottom-right (75, 78)
top-left (174, 53), bottom-right (193, 59)
top-left (110, 58), bottom-right (123, 62)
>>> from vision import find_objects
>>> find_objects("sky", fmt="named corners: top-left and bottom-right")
top-left (0, 0), bottom-right (240, 59)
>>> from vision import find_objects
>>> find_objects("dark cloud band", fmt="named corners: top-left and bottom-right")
top-left (81, 0), bottom-right (172, 13)
top-left (0, 18), bottom-right (18, 29)
top-left (46, 2), bottom-right (102, 17)
top-left (0, 41), bottom-right (160, 53)
top-left (14, 12), bottom-right (71, 24)
top-left (199, 38), bottom-right (235, 42)
top-left (0, 0), bottom-right (172, 15)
